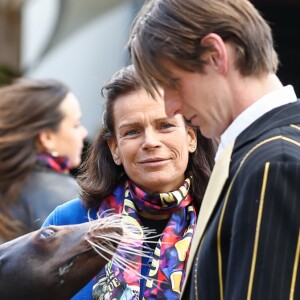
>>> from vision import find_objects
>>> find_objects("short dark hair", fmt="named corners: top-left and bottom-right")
top-left (78, 65), bottom-right (217, 211)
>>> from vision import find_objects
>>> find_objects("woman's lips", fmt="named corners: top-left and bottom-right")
top-left (139, 158), bottom-right (169, 167)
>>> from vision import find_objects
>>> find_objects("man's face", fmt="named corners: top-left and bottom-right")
top-left (159, 60), bottom-right (232, 138)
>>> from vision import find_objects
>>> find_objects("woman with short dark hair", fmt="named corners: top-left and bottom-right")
top-left (43, 65), bottom-right (217, 300)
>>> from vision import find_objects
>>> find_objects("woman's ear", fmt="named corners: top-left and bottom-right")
top-left (37, 130), bottom-right (55, 153)
top-left (107, 138), bottom-right (121, 165)
top-left (187, 127), bottom-right (197, 153)
top-left (200, 33), bottom-right (228, 74)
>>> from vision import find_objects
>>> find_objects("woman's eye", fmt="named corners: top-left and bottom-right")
top-left (74, 122), bottom-right (83, 129)
top-left (124, 129), bottom-right (138, 136)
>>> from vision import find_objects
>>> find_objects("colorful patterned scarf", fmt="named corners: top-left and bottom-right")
top-left (92, 177), bottom-right (197, 300)
top-left (36, 152), bottom-right (72, 172)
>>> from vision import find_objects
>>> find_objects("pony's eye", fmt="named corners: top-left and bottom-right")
top-left (39, 228), bottom-right (56, 239)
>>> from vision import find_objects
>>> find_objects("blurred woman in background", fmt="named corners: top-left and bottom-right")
top-left (0, 78), bottom-right (88, 243)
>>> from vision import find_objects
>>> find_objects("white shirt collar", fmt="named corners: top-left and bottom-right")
top-left (215, 85), bottom-right (297, 160)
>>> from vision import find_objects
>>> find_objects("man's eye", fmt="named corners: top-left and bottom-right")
top-left (169, 78), bottom-right (180, 89)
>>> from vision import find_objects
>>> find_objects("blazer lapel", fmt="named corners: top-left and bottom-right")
top-left (181, 141), bottom-right (234, 295)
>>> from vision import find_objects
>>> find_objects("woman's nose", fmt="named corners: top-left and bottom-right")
top-left (82, 126), bottom-right (88, 139)
top-left (142, 128), bottom-right (160, 149)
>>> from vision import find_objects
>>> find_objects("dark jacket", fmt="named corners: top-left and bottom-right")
top-left (12, 166), bottom-right (80, 232)
top-left (184, 101), bottom-right (300, 299)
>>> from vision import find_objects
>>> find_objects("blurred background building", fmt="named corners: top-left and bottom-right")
top-left (0, 0), bottom-right (143, 139)
top-left (0, 0), bottom-right (299, 140)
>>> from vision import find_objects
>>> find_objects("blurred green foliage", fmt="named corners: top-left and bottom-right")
top-left (0, 65), bottom-right (21, 87)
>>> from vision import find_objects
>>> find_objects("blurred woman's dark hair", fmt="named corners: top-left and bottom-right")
top-left (0, 78), bottom-right (69, 240)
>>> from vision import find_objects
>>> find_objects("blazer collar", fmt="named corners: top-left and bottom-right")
top-left (236, 100), bottom-right (300, 150)
top-left (181, 141), bottom-right (234, 296)
top-left (181, 100), bottom-right (300, 296)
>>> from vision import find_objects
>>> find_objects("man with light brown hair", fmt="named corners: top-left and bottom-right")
top-left (128, 0), bottom-right (300, 299)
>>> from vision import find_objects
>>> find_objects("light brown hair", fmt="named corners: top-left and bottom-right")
top-left (128, 0), bottom-right (279, 95)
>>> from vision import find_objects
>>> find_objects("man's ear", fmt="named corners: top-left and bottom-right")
top-left (200, 33), bottom-right (228, 74)
top-left (107, 138), bottom-right (121, 165)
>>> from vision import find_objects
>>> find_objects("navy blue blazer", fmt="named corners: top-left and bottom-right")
top-left (183, 101), bottom-right (300, 299)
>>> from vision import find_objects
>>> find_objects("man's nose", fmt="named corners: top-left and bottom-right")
top-left (163, 89), bottom-right (182, 117)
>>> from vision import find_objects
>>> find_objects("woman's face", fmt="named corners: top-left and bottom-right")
top-left (40, 92), bottom-right (88, 168)
top-left (108, 89), bottom-right (197, 194)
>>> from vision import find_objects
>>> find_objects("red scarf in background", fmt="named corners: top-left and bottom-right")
top-left (36, 152), bottom-right (72, 172)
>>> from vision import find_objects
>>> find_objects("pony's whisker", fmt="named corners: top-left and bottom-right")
top-left (85, 212), bottom-right (163, 287)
